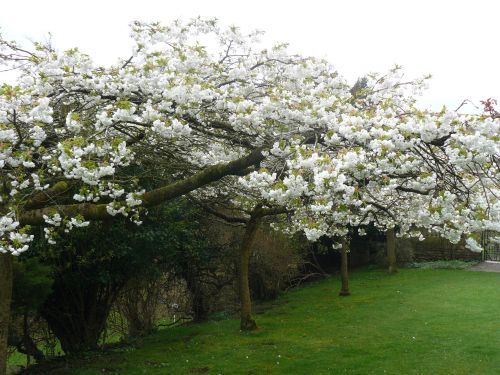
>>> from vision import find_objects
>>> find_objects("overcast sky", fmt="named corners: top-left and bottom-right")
top-left (1, 0), bottom-right (499, 112)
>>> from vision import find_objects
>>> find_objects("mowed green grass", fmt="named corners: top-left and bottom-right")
top-left (47, 268), bottom-right (500, 374)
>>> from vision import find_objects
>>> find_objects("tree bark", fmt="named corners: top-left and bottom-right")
top-left (0, 254), bottom-right (13, 375)
top-left (239, 213), bottom-right (261, 331)
top-left (386, 228), bottom-right (398, 273)
top-left (339, 238), bottom-right (350, 296)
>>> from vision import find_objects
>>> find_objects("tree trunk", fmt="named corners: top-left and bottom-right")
top-left (339, 238), bottom-right (350, 296)
top-left (239, 214), bottom-right (261, 331)
top-left (386, 228), bottom-right (398, 273)
top-left (0, 254), bottom-right (13, 375)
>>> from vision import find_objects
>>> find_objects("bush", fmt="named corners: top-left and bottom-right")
top-left (249, 227), bottom-right (305, 300)
top-left (8, 258), bottom-right (54, 365)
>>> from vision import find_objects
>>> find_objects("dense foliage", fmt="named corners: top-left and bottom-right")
top-left (21, 200), bottom-right (212, 353)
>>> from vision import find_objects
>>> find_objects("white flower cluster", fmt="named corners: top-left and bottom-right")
top-left (0, 215), bottom-right (33, 255)
top-left (152, 119), bottom-right (192, 139)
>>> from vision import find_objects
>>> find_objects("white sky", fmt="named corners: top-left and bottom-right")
top-left (1, 0), bottom-right (499, 112)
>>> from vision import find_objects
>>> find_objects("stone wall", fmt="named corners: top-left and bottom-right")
top-left (409, 236), bottom-right (482, 262)
top-left (350, 232), bottom-right (482, 266)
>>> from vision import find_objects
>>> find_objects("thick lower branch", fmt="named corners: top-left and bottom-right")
top-left (19, 148), bottom-right (265, 225)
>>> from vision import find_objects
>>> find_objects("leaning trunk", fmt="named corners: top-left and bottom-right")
top-left (339, 238), bottom-right (350, 296)
top-left (239, 214), bottom-right (261, 331)
top-left (0, 254), bottom-right (13, 375)
top-left (386, 228), bottom-right (398, 273)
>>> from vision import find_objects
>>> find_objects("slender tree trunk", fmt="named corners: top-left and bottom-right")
top-left (0, 253), bottom-right (13, 375)
top-left (386, 228), bottom-right (398, 274)
top-left (239, 214), bottom-right (261, 331)
top-left (339, 238), bottom-right (350, 296)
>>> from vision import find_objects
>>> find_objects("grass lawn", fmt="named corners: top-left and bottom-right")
top-left (22, 268), bottom-right (500, 374)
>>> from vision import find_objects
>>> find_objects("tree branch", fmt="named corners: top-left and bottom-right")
top-left (19, 148), bottom-right (265, 225)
